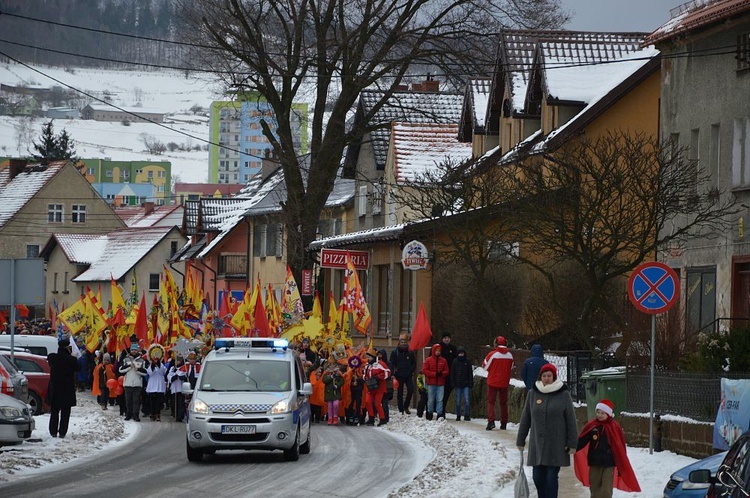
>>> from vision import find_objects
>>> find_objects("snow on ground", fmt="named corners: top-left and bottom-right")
top-left (0, 61), bottom-right (222, 183)
top-left (0, 392), bottom-right (701, 497)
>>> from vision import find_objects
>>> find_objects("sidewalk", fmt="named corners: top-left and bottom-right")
top-left (445, 417), bottom-right (588, 498)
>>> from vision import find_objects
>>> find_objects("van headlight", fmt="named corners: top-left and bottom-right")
top-left (0, 406), bottom-right (23, 420)
top-left (192, 399), bottom-right (209, 414)
top-left (270, 399), bottom-right (290, 414)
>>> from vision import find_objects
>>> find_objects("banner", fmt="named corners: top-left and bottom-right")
top-left (713, 378), bottom-right (750, 450)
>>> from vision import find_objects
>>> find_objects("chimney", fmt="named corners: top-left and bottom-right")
top-left (143, 201), bottom-right (154, 215)
top-left (260, 150), bottom-right (280, 181)
top-left (8, 159), bottom-right (27, 180)
top-left (412, 73), bottom-right (439, 93)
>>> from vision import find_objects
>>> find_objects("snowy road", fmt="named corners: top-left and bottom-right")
top-left (0, 411), bottom-right (422, 498)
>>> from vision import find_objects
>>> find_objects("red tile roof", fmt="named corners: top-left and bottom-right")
top-left (644, 0), bottom-right (750, 45)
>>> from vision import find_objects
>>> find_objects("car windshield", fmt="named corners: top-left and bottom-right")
top-left (0, 354), bottom-right (20, 375)
top-left (199, 359), bottom-right (291, 392)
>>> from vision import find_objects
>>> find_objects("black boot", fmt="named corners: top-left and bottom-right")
top-left (486, 421), bottom-right (495, 430)
top-left (425, 412), bottom-right (433, 421)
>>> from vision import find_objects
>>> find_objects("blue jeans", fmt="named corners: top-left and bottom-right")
top-left (454, 386), bottom-right (470, 417)
top-left (426, 384), bottom-right (443, 415)
top-left (532, 465), bottom-right (560, 498)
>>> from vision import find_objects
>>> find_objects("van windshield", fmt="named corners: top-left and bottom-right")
top-left (199, 359), bottom-right (291, 392)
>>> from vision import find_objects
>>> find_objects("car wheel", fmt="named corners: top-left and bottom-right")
top-left (283, 425), bottom-right (300, 461)
top-left (27, 391), bottom-right (43, 415)
top-left (186, 438), bottom-right (203, 462)
top-left (300, 426), bottom-right (311, 455)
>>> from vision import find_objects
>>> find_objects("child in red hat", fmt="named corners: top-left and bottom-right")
top-left (574, 398), bottom-right (641, 497)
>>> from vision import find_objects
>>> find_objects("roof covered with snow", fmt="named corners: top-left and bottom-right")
top-left (308, 223), bottom-right (407, 250)
top-left (391, 123), bottom-right (473, 184)
top-left (45, 226), bottom-right (180, 281)
top-left (352, 90), bottom-right (464, 170)
top-left (0, 161), bottom-right (67, 229)
top-left (84, 103), bottom-right (163, 115)
top-left (116, 204), bottom-right (183, 228)
top-left (644, 0), bottom-right (750, 45)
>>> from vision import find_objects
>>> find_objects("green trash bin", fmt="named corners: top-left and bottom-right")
top-left (581, 366), bottom-right (627, 420)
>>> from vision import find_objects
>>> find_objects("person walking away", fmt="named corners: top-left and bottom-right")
top-left (415, 372), bottom-right (428, 418)
top-left (47, 339), bottom-right (81, 438)
top-left (516, 364), bottom-right (578, 498)
top-left (119, 343), bottom-right (147, 421)
top-left (91, 353), bottom-right (115, 410)
top-left (389, 334), bottom-right (417, 415)
top-left (574, 399), bottom-right (640, 497)
top-left (146, 355), bottom-right (167, 421)
top-left (167, 355), bottom-right (187, 422)
top-left (482, 336), bottom-right (514, 430)
top-left (438, 333), bottom-right (457, 418)
top-left (421, 343), bottom-right (449, 421)
top-left (377, 349), bottom-right (392, 424)
top-left (521, 343), bottom-right (549, 391)
top-left (347, 365), bottom-right (364, 425)
top-left (450, 346), bottom-right (473, 421)
top-left (363, 348), bottom-right (390, 426)
top-left (322, 362), bottom-right (345, 425)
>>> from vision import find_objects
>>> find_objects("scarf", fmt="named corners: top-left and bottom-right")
top-left (574, 416), bottom-right (641, 492)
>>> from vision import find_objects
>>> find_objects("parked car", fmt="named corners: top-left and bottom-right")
top-left (1, 351), bottom-right (50, 415)
top-left (0, 354), bottom-right (29, 403)
top-left (664, 450), bottom-right (727, 497)
top-left (0, 335), bottom-right (59, 357)
top-left (704, 431), bottom-right (750, 498)
top-left (0, 391), bottom-right (35, 446)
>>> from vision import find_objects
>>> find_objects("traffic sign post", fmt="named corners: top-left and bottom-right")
top-left (628, 262), bottom-right (679, 454)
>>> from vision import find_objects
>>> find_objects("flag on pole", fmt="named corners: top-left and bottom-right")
top-left (281, 266), bottom-right (304, 327)
top-left (134, 293), bottom-right (149, 345)
top-left (409, 301), bottom-right (432, 351)
top-left (58, 296), bottom-right (87, 335)
top-left (344, 253), bottom-right (371, 334)
top-left (252, 288), bottom-right (272, 337)
top-left (266, 284), bottom-right (282, 336)
top-left (111, 275), bottom-right (127, 315)
top-left (14, 304), bottom-right (29, 318)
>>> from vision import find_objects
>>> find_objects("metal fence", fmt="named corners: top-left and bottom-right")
top-left (626, 370), bottom-right (750, 422)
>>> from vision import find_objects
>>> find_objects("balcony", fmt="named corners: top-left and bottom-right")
top-left (218, 254), bottom-right (248, 279)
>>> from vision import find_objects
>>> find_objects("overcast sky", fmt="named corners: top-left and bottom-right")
top-left (562, 0), bottom-right (682, 33)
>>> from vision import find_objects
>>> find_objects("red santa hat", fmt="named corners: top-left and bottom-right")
top-left (596, 398), bottom-right (615, 417)
top-left (496, 336), bottom-right (507, 346)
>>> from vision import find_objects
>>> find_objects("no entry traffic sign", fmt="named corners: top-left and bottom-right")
top-left (628, 262), bottom-right (679, 314)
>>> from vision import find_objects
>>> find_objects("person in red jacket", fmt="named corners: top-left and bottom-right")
top-left (363, 348), bottom-right (391, 426)
top-left (421, 343), bottom-right (450, 421)
top-left (482, 336), bottom-right (514, 430)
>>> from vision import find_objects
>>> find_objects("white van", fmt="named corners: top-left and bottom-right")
top-left (0, 335), bottom-right (59, 357)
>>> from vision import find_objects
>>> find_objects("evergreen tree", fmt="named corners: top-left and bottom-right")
top-left (32, 121), bottom-right (78, 164)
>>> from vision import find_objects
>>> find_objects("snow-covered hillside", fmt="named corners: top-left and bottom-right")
top-left (0, 61), bottom-right (223, 183)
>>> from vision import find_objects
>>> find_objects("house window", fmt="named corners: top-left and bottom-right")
top-left (710, 124), bottom-right (720, 188)
top-left (71, 205), bottom-right (87, 223)
top-left (64, 271), bottom-right (69, 293)
top-left (158, 170), bottom-right (165, 178)
top-left (105, 169), bottom-right (113, 178)
top-left (52, 272), bottom-right (58, 293)
top-left (738, 32), bottom-right (750, 71)
top-left (26, 244), bottom-right (40, 258)
top-left (147, 171), bottom-right (153, 179)
top-left (372, 182), bottom-right (383, 215)
top-left (488, 240), bottom-right (519, 260)
top-left (149, 273), bottom-right (159, 291)
top-left (254, 224), bottom-right (268, 257)
top-left (275, 224), bottom-right (284, 257)
top-left (732, 118), bottom-right (750, 188)
top-left (170, 241), bottom-right (178, 257)
top-left (358, 185), bottom-right (368, 217)
top-left (400, 268), bottom-right (413, 333)
top-left (48, 204), bottom-right (63, 223)
top-left (123, 171), bottom-right (130, 179)
top-left (377, 265), bottom-right (390, 334)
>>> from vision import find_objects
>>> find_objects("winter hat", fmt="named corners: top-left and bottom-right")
top-left (58, 339), bottom-right (70, 348)
top-left (539, 363), bottom-right (557, 380)
top-left (366, 348), bottom-right (377, 358)
top-left (457, 346), bottom-right (466, 354)
top-left (130, 343), bottom-right (140, 351)
top-left (596, 398), bottom-right (615, 417)
top-left (496, 336), bottom-right (507, 346)
top-left (103, 353), bottom-right (111, 363)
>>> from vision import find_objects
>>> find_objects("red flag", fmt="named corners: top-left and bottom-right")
top-left (409, 301), bottom-right (432, 351)
top-left (0, 310), bottom-right (7, 325)
top-left (219, 290), bottom-right (230, 319)
top-left (15, 304), bottom-right (30, 318)
top-left (134, 293), bottom-right (149, 345)
top-left (253, 290), bottom-right (271, 337)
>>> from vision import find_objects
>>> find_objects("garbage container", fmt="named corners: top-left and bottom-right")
top-left (581, 366), bottom-right (627, 420)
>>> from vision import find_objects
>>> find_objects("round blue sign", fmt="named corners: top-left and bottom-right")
top-left (628, 262), bottom-right (679, 315)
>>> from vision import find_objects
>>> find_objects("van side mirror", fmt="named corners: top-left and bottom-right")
top-left (299, 382), bottom-right (312, 396)
top-left (182, 382), bottom-right (193, 395)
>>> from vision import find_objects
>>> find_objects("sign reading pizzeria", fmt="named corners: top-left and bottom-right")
top-left (401, 240), bottom-right (430, 270)
top-left (320, 249), bottom-right (369, 270)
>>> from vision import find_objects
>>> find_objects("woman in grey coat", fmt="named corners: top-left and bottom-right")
top-left (516, 363), bottom-right (578, 498)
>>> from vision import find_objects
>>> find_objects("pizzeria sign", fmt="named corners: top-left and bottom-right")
top-left (320, 249), bottom-right (369, 270)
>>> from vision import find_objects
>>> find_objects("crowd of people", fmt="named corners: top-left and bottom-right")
top-left (38, 328), bottom-right (638, 498)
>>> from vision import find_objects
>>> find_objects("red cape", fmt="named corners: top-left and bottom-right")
top-left (574, 417), bottom-right (641, 492)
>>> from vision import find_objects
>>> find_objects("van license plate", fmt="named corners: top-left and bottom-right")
top-left (222, 425), bottom-right (255, 434)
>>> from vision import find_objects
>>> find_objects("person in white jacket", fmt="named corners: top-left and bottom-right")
top-left (119, 344), bottom-right (147, 421)
top-left (146, 357), bottom-right (167, 422)
top-left (167, 355), bottom-right (187, 422)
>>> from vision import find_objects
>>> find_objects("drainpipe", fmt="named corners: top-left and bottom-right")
top-left (246, 217), bottom-right (253, 287)
top-left (197, 259), bottom-right (217, 309)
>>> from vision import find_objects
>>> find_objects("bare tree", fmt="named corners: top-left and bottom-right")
top-left (398, 131), bottom-right (739, 350)
top-left (176, 0), bottom-right (568, 279)
top-left (139, 133), bottom-right (167, 155)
